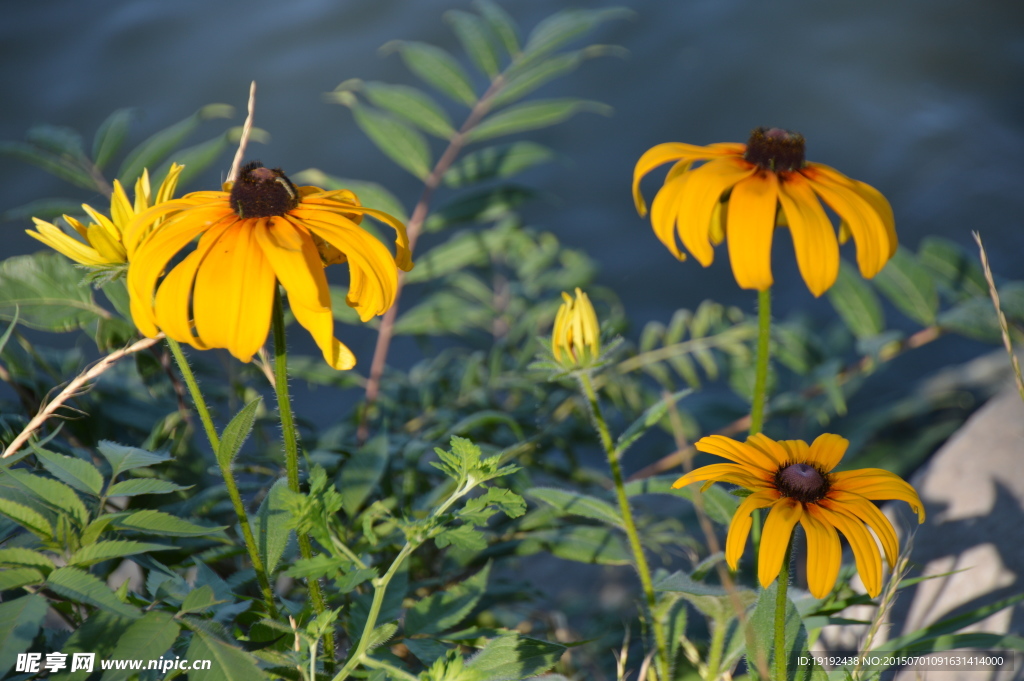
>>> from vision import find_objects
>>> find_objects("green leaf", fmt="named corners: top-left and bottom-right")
top-left (654, 571), bottom-right (756, 622)
top-left (406, 563), bottom-right (491, 636)
top-left (1, 197), bottom-right (84, 222)
top-left (105, 478), bottom-right (191, 497)
top-left (474, 0), bottom-right (520, 56)
top-left (31, 445), bottom-right (104, 496)
top-left (404, 230), bottom-right (492, 285)
top-left (446, 10), bottom-right (500, 78)
top-left (872, 246), bottom-right (939, 326)
top-left (443, 141), bottom-right (555, 187)
top-left (179, 584), bottom-right (222, 614)
top-left (186, 627), bottom-right (268, 681)
top-left (338, 433), bottom-right (390, 517)
top-left (349, 101), bottom-right (432, 180)
top-left (917, 236), bottom-right (988, 300)
top-left (461, 487), bottom-right (526, 523)
top-left (426, 186), bottom-right (536, 231)
top-left (826, 259), bottom-right (885, 339)
top-left (517, 526), bottom-right (630, 565)
top-left (0, 594), bottom-right (48, 676)
top-left (937, 297), bottom-right (1001, 342)
top-left (520, 8), bottom-right (632, 64)
top-left (435, 524), bottom-right (487, 552)
top-left (0, 567), bottom-right (44, 591)
top-left (115, 509), bottom-right (226, 537)
top-left (0, 141), bottom-right (95, 190)
top-left (394, 290), bottom-right (491, 336)
top-left (217, 398), bottom-right (261, 470)
top-left (47, 566), bottom-right (140, 619)
top-left (27, 125), bottom-right (87, 163)
top-left (92, 108), bottom-right (136, 169)
top-left (255, 479), bottom-right (292, 576)
top-left (3, 469), bottom-right (89, 528)
top-left (492, 46), bottom-right (624, 109)
top-left (383, 41), bottom-right (478, 106)
top-left (350, 82), bottom-right (456, 139)
top-left (97, 441), bottom-right (171, 479)
top-left (0, 498), bottom-right (53, 540)
top-left (366, 622), bottom-right (399, 651)
top-left (616, 389), bottom-right (690, 455)
top-left (466, 98), bottom-right (611, 143)
top-left (0, 548), bottom-right (55, 572)
top-left (526, 487), bottom-right (622, 527)
top-left (101, 610), bottom-right (180, 681)
top-left (746, 583), bottom-right (827, 681)
top-left (465, 634), bottom-right (566, 681)
top-left (117, 103), bottom-right (234, 185)
top-left (882, 592), bottom-right (1024, 655)
top-left (291, 169), bottom-right (408, 222)
top-left (0, 252), bottom-right (108, 331)
top-left (68, 540), bottom-right (174, 567)
top-left (625, 476), bottom-right (739, 526)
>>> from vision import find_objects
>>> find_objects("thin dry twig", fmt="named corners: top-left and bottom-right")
top-left (973, 231), bottom-right (1024, 405)
top-left (3, 334), bottom-right (164, 459)
top-left (227, 81), bottom-right (257, 184)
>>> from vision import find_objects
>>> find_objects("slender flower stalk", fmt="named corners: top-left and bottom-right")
top-left (774, 543), bottom-right (792, 681)
top-left (749, 288), bottom-right (772, 436)
top-left (164, 337), bottom-right (278, 619)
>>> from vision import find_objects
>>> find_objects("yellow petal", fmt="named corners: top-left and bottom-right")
top-left (649, 174), bottom-right (689, 260)
top-left (725, 172), bottom-right (778, 291)
top-left (824, 492), bottom-right (899, 569)
top-left (807, 163), bottom-right (897, 259)
top-left (86, 224), bottom-right (127, 264)
top-left (801, 505), bottom-right (842, 598)
top-left (695, 434), bottom-right (779, 475)
top-left (777, 439), bottom-right (810, 464)
top-left (26, 220), bottom-right (107, 266)
top-left (134, 169), bottom-right (152, 214)
top-left (295, 196), bottom-right (412, 271)
top-left (815, 504), bottom-right (883, 597)
top-left (632, 142), bottom-right (743, 215)
top-left (758, 497), bottom-right (802, 588)
top-left (155, 164), bottom-right (185, 206)
top-left (676, 158), bottom-right (755, 267)
top-left (830, 469), bottom-right (925, 522)
top-left (777, 173), bottom-right (839, 297)
top-left (671, 462), bottom-right (770, 492)
top-left (805, 433), bottom-right (849, 472)
top-left (109, 180), bottom-right (133, 232)
top-left (725, 490), bottom-right (778, 569)
top-left (744, 434), bottom-right (791, 468)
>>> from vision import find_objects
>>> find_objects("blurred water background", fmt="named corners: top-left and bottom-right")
top-left (2, 0), bottom-right (1023, 436)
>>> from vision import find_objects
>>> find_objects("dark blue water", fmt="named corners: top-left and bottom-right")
top-left (3, 0), bottom-right (1023, 427)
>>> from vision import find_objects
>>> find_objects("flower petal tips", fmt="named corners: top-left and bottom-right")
top-left (552, 288), bottom-right (601, 368)
top-left (633, 128), bottom-right (897, 296)
top-left (673, 432), bottom-right (924, 598)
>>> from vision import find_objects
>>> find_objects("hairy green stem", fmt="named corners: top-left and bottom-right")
top-left (579, 373), bottom-right (670, 681)
top-left (270, 290), bottom-right (334, 665)
top-left (749, 288), bottom-right (772, 436)
top-left (774, 541), bottom-right (793, 681)
top-left (165, 338), bottom-right (278, 618)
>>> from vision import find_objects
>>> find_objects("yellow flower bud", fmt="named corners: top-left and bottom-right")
top-left (552, 288), bottom-right (600, 367)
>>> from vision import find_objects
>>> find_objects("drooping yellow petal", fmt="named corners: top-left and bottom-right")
top-left (725, 490), bottom-right (778, 569)
top-left (26, 220), bottom-right (107, 266)
top-left (725, 172), bottom-right (778, 291)
top-left (758, 497), bottom-right (802, 588)
top-left (695, 434), bottom-right (779, 475)
top-left (777, 173), bottom-right (840, 297)
top-left (632, 142), bottom-right (740, 215)
top-left (830, 469), bottom-right (925, 522)
top-left (672, 462), bottom-right (771, 492)
top-left (824, 492), bottom-right (899, 569)
top-left (805, 433), bottom-right (849, 472)
top-left (295, 196), bottom-right (412, 271)
top-left (675, 157), bottom-right (755, 267)
top-left (801, 505), bottom-right (842, 598)
top-left (815, 504), bottom-right (883, 597)
top-left (806, 163), bottom-right (896, 259)
top-left (649, 174), bottom-right (689, 261)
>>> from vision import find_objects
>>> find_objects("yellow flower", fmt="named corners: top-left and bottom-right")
top-left (126, 161), bottom-right (412, 370)
top-left (552, 287), bottom-right (600, 367)
top-left (26, 164), bottom-right (185, 267)
top-left (633, 128), bottom-right (897, 296)
top-left (673, 433), bottom-right (924, 598)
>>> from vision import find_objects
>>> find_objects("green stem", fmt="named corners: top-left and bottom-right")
top-left (706, 615), bottom-right (727, 681)
top-left (579, 373), bottom-right (670, 681)
top-left (774, 541), bottom-right (793, 681)
top-left (270, 290), bottom-right (334, 665)
top-left (165, 338), bottom-right (278, 618)
top-left (749, 288), bottom-right (772, 436)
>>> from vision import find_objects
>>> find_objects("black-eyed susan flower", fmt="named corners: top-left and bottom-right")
top-left (125, 161), bottom-right (412, 370)
top-left (673, 433), bottom-right (924, 598)
top-left (552, 287), bottom-right (600, 368)
top-left (26, 164), bottom-right (184, 267)
top-left (633, 128), bottom-right (897, 296)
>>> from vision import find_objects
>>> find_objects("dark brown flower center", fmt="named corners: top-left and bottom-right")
top-left (743, 127), bottom-right (806, 172)
top-left (229, 161), bottom-right (300, 218)
top-left (775, 463), bottom-right (829, 503)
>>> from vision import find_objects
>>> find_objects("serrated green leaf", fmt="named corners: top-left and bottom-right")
top-left (105, 478), bottom-right (191, 497)
top-left (516, 526), bottom-right (630, 565)
top-left (0, 567), bottom-right (44, 591)
top-left (217, 398), bottom-right (261, 470)
top-left (291, 169), bottom-right (408, 222)
top-left (493, 46), bottom-right (623, 109)
top-left (186, 627), bottom-right (268, 681)
top-left (446, 10), bottom-right (500, 78)
top-left (31, 445), bottom-right (104, 496)
top-left (350, 103), bottom-right (432, 179)
top-left (474, 0), bottom-right (520, 56)
top-left (465, 634), bottom-right (566, 681)
top-left (406, 563), bottom-right (491, 636)
top-left (338, 433), bottom-right (389, 517)
top-left (425, 186), bottom-right (536, 231)
top-left (435, 524), bottom-right (487, 552)
top-left (100, 610), bottom-right (180, 681)
top-left (0, 252), bottom-right (108, 331)
top-left (0, 594), bottom-right (48, 676)
top-left (0, 548), bottom-right (55, 572)
top-left (872, 247), bottom-right (939, 326)
top-left (0, 140), bottom-right (96, 190)
top-left (117, 103), bottom-right (233, 185)
top-left (115, 509), bottom-right (226, 537)
top-left (3, 469), bottom-right (89, 528)
top-left (179, 584), bottom-right (222, 614)
top-left (68, 540), bottom-right (174, 567)
top-left (466, 98), bottom-right (611, 143)
top-left (352, 82), bottom-right (456, 139)
top-left (0, 498), bottom-right (54, 540)
top-left (826, 259), bottom-right (885, 339)
top-left (97, 441), bottom-right (171, 479)
top-left (92, 107), bottom-right (136, 169)
top-left (443, 141), bottom-right (554, 187)
top-left (47, 566), bottom-right (140, 619)
top-left (255, 479), bottom-right (291, 576)
top-left (526, 487), bottom-right (622, 527)
top-left (384, 41), bottom-right (478, 106)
